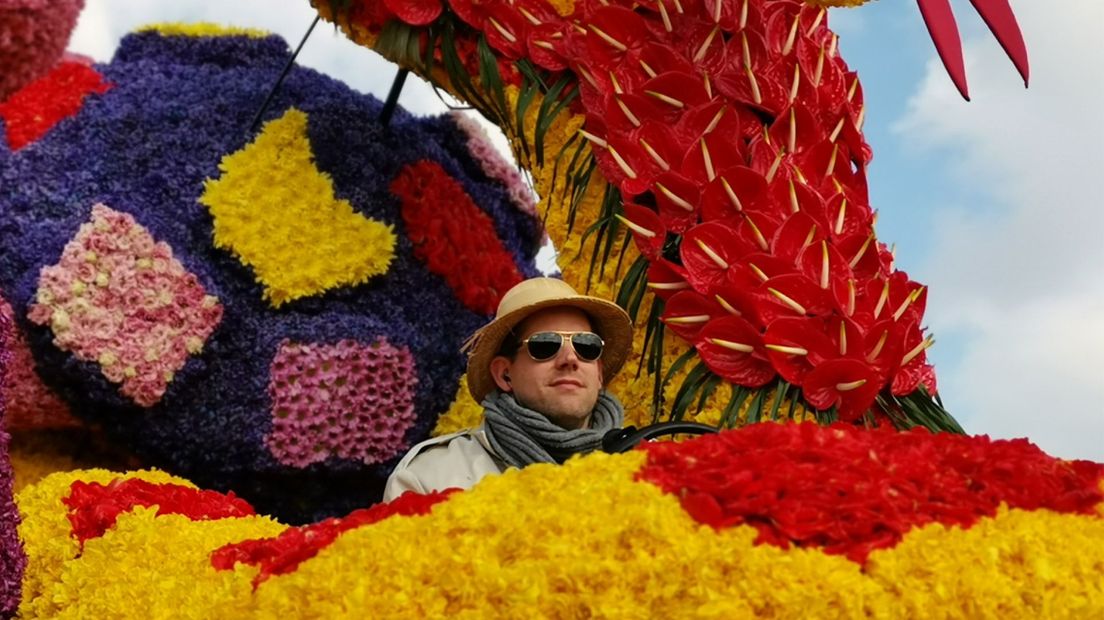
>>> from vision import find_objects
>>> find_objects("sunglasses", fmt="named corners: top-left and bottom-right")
top-left (518, 331), bottom-right (605, 363)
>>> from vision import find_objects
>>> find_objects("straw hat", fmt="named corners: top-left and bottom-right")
top-left (463, 278), bottom-right (633, 403)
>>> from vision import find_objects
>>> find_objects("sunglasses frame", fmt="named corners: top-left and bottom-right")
top-left (517, 331), bottom-right (605, 363)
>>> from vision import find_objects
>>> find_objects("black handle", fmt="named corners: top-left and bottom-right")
top-left (601, 422), bottom-right (719, 453)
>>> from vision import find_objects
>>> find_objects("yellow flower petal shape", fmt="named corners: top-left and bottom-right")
top-left (200, 108), bottom-right (396, 307)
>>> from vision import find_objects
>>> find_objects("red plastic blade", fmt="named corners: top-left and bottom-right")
top-left (969, 0), bottom-right (1029, 86)
top-left (916, 0), bottom-right (970, 100)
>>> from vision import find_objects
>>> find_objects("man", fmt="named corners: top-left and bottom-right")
top-left (383, 277), bottom-right (632, 500)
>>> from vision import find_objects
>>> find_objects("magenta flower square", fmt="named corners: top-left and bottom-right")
top-left (265, 338), bottom-right (418, 468)
top-left (27, 204), bottom-right (223, 407)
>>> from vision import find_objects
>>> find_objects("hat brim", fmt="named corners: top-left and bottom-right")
top-left (466, 296), bottom-right (633, 403)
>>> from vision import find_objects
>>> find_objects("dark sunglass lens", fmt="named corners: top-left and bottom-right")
top-left (571, 333), bottom-right (604, 361)
top-left (526, 333), bottom-right (563, 360)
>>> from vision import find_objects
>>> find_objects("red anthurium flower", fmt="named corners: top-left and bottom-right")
top-left (803, 358), bottom-right (883, 421)
top-left (796, 238), bottom-right (852, 307)
top-left (754, 272), bottom-right (834, 325)
top-left (890, 320), bottom-right (935, 396)
top-left (681, 220), bottom-right (750, 293)
top-left (639, 71), bottom-right (712, 124)
top-left (854, 271), bottom-right (927, 327)
top-left (383, 0), bottom-right (442, 25)
top-left (636, 41), bottom-right (696, 79)
top-left (605, 90), bottom-right (666, 135)
top-left (710, 279), bottom-right (761, 322)
top-left (713, 62), bottom-right (788, 117)
top-left (836, 228), bottom-right (886, 280)
top-left (700, 165), bottom-right (771, 222)
top-left (584, 6), bottom-right (650, 69)
top-left (818, 191), bottom-right (873, 242)
top-left (630, 121), bottom-right (688, 179)
top-left (697, 315), bottom-right (776, 387)
top-left (621, 202), bottom-right (667, 260)
top-left (677, 100), bottom-right (760, 146)
top-left (483, 3), bottom-right (529, 59)
top-left (762, 316), bottom-right (835, 384)
top-left (770, 211), bottom-right (825, 265)
top-left (527, 23), bottom-right (570, 71)
top-left (856, 318), bottom-right (906, 378)
top-left (680, 129), bottom-right (746, 187)
top-left (678, 18), bottom-right (727, 75)
top-left (646, 258), bottom-right (691, 301)
top-left (796, 39), bottom-right (849, 123)
top-left (515, 0), bottom-right (565, 23)
top-left (606, 133), bottom-right (661, 197)
top-left (728, 253), bottom-right (797, 296)
top-left (652, 170), bottom-right (701, 233)
top-left (723, 26), bottom-right (770, 73)
top-left (766, 102), bottom-right (823, 158)
top-left (662, 289), bottom-right (727, 343)
top-left (448, 0), bottom-right (497, 31)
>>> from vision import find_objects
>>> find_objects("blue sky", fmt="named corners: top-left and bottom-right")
top-left (67, 1), bottom-right (1103, 460)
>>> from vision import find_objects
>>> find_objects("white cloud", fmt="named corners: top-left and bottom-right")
top-left (898, 0), bottom-right (1104, 460)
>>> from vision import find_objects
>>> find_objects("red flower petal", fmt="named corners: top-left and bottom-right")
top-left (697, 315), bottom-right (776, 387)
top-left (646, 259), bottom-right (691, 301)
top-left (662, 289), bottom-right (726, 343)
top-left (803, 358), bottom-right (883, 419)
top-left (383, 0), bottom-right (442, 25)
top-left (621, 202), bottom-right (667, 260)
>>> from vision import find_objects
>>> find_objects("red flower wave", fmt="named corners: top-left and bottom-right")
top-left (211, 488), bottom-right (457, 583)
top-left (638, 423), bottom-right (1104, 563)
top-left (64, 478), bottom-right (255, 546)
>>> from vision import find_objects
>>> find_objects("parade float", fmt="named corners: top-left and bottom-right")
top-left (0, 0), bottom-right (1100, 617)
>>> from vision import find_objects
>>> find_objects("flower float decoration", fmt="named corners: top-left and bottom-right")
top-left (0, 25), bottom-right (543, 521)
top-left (11, 424), bottom-right (1104, 618)
top-left (314, 0), bottom-right (1026, 433)
top-left (0, 308), bottom-right (25, 619)
top-left (0, 0), bottom-right (86, 100)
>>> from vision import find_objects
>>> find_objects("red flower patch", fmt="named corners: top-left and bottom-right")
top-left (0, 62), bottom-right (111, 151)
top-left (64, 478), bottom-right (255, 546)
top-left (211, 488), bottom-right (457, 583)
top-left (391, 160), bottom-right (524, 315)
top-left (637, 423), bottom-right (1104, 564)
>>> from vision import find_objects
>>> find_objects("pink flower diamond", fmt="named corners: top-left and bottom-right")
top-left (27, 204), bottom-right (223, 407)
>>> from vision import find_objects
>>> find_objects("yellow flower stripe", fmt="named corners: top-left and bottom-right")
top-left (15, 468), bottom-right (194, 618)
top-left (200, 108), bottom-right (396, 307)
top-left (136, 22), bottom-right (271, 39)
top-left (13, 454), bottom-right (1104, 617)
top-left (803, 0), bottom-right (871, 8)
top-left (38, 509), bottom-right (285, 619)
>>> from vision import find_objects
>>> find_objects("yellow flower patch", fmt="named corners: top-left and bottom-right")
top-left (136, 22), bottom-right (271, 39)
top-left (15, 468), bottom-right (194, 618)
top-left (431, 375), bottom-right (485, 436)
top-left (200, 108), bottom-right (396, 307)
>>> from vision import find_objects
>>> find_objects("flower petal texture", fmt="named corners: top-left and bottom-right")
top-left (0, 61), bottom-right (111, 151)
top-left (27, 204), bottom-right (223, 407)
top-left (264, 338), bottom-right (418, 468)
top-left (199, 108), bottom-right (397, 307)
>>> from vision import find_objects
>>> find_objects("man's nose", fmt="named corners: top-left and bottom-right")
top-left (555, 340), bottom-right (580, 367)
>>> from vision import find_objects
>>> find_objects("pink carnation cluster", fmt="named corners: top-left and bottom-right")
top-left (0, 298), bottom-right (77, 430)
top-left (450, 111), bottom-right (538, 217)
top-left (265, 338), bottom-right (418, 468)
top-left (26, 204), bottom-right (223, 407)
top-left (0, 0), bottom-right (85, 99)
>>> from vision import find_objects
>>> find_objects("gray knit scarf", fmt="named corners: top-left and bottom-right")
top-left (481, 389), bottom-right (625, 468)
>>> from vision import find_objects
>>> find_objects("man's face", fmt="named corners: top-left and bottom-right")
top-left (491, 307), bottom-right (604, 430)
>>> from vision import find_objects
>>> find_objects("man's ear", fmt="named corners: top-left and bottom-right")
top-left (490, 356), bottom-right (513, 392)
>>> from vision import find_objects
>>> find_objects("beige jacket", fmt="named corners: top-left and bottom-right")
top-left (383, 425), bottom-right (508, 502)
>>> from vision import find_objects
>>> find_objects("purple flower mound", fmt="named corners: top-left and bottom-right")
top-left (0, 307), bottom-right (25, 619)
top-left (0, 30), bottom-right (543, 523)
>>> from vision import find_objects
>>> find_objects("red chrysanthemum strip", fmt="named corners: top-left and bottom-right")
top-left (0, 61), bottom-right (111, 151)
top-left (210, 488), bottom-right (457, 583)
top-left (392, 160), bottom-right (523, 315)
top-left (637, 423), bottom-right (1104, 563)
top-left (63, 478), bottom-right (255, 546)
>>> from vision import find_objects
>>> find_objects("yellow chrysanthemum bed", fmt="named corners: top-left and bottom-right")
top-left (14, 423), bottom-right (1104, 618)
